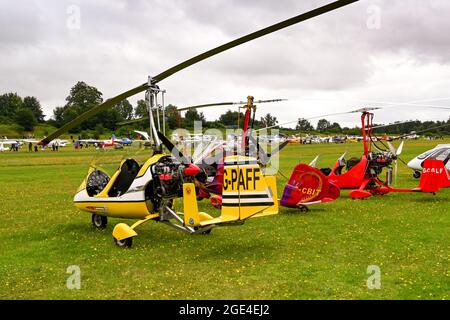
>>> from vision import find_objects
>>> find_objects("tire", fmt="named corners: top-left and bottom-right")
top-left (296, 204), bottom-right (309, 213)
top-left (413, 171), bottom-right (421, 179)
top-left (91, 214), bottom-right (107, 229)
top-left (114, 237), bottom-right (133, 248)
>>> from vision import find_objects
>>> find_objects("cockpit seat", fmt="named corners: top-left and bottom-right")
top-left (108, 159), bottom-right (140, 197)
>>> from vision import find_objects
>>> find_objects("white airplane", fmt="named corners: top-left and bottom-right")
top-left (0, 138), bottom-right (21, 151)
top-left (77, 135), bottom-right (116, 148)
top-left (46, 139), bottom-right (70, 148)
top-left (408, 144), bottom-right (450, 178)
top-left (0, 142), bottom-right (9, 152)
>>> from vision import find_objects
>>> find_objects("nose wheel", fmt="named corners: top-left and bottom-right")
top-left (296, 204), bottom-right (309, 213)
top-left (413, 171), bottom-right (421, 179)
top-left (92, 214), bottom-right (107, 229)
top-left (114, 237), bottom-right (133, 248)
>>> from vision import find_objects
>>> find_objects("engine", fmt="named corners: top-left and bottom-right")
top-left (367, 151), bottom-right (394, 176)
top-left (146, 156), bottom-right (200, 212)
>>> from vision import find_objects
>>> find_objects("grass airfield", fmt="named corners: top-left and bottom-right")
top-left (0, 139), bottom-right (449, 299)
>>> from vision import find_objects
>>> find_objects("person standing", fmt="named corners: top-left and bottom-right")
top-left (28, 142), bottom-right (32, 152)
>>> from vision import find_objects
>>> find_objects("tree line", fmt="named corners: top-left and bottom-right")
top-left (1, 81), bottom-right (449, 136)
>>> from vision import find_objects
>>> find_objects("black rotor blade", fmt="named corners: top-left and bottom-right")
top-left (40, 84), bottom-right (148, 145)
top-left (152, 0), bottom-right (357, 84)
top-left (248, 135), bottom-right (269, 165)
top-left (177, 102), bottom-right (236, 112)
top-left (40, 0), bottom-right (357, 145)
top-left (268, 140), bottom-right (289, 160)
top-left (118, 117), bottom-right (149, 126)
top-left (177, 98), bottom-right (287, 112)
top-left (156, 131), bottom-right (190, 164)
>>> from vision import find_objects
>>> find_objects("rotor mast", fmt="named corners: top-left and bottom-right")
top-left (145, 76), bottom-right (167, 150)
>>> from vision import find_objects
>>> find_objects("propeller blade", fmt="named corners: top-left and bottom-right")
top-left (394, 159), bottom-right (398, 185)
top-left (387, 141), bottom-right (397, 156)
top-left (396, 141), bottom-right (404, 156)
top-left (309, 155), bottom-right (320, 168)
top-left (156, 131), bottom-right (191, 164)
top-left (338, 152), bottom-right (347, 161)
top-left (39, 0), bottom-right (357, 144)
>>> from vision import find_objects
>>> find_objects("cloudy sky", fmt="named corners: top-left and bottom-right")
top-left (1, 0), bottom-right (450, 128)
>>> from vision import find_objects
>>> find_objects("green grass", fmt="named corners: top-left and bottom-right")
top-left (0, 139), bottom-right (449, 299)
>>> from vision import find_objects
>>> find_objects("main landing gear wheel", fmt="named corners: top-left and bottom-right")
top-left (413, 171), bottom-right (421, 179)
top-left (92, 214), bottom-right (107, 229)
top-left (114, 237), bottom-right (133, 248)
top-left (296, 204), bottom-right (309, 213)
top-left (194, 227), bottom-right (212, 235)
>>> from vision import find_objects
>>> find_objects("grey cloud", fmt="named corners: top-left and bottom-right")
top-left (0, 0), bottom-right (450, 126)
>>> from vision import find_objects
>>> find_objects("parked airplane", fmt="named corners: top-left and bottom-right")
top-left (408, 144), bottom-right (450, 178)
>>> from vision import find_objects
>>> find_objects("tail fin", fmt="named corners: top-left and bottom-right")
top-left (419, 160), bottom-right (449, 193)
top-left (112, 134), bottom-right (116, 143)
top-left (221, 155), bottom-right (277, 220)
top-left (281, 163), bottom-right (340, 207)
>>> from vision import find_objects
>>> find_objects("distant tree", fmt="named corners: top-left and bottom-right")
top-left (260, 113), bottom-right (278, 128)
top-left (134, 99), bottom-right (147, 118)
top-left (115, 99), bottom-right (133, 120)
top-left (296, 118), bottom-right (314, 131)
top-left (55, 81), bottom-right (104, 131)
top-left (0, 93), bottom-right (23, 119)
top-left (316, 119), bottom-right (331, 132)
top-left (93, 123), bottom-right (104, 139)
top-left (52, 106), bottom-right (65, 127)
top-left (184, 109), bottom-right (206, 127)
top-left (15, 108), bottom-right (37, 131)
top-left (23, 96), bottom-right (45, 122)
top-left (165, 104), bottom-right (180, 129)
top-left (328, 122), bottom-right (342, 133)
top-left (219, 110), bottom-right (244, 127)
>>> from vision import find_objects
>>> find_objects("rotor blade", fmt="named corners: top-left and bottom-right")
top-left (255, 109), bottom-right (361, 131)
top-left (371, 120), bottom-right (415, 130)
top-left (177, 99), bottom-right (287, 112)
top-left (392, 123), bottom-right (450, 140)
top-left (177, 102), bottom-right (237, 112)
top-left (248, 135), bottom-right (269, 165)
top-left (40, 0), bottom-right (357, 144)
top-left (151, 0), bottom-right (358, 83)
top-left (118, 117), bottom-right (149, 126)
top-left (39, 84), bottom-right (148, 145)
top-left (268, 140), bottom-right (289, 160)
top-left (156, 131), bottom-right (191, 164)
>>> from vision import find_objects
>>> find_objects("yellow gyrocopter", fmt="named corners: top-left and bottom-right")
top-left (38, 1), bottom-right (358, 247)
